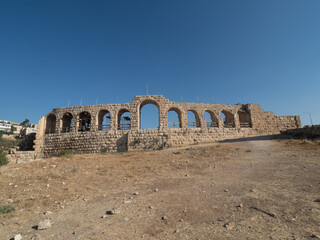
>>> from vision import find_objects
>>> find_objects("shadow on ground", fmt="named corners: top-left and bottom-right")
top-left (219, 134), bottom-right (291, 143)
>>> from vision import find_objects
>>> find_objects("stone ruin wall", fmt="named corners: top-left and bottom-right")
top-left (33, 95), bottom-right (301, 157)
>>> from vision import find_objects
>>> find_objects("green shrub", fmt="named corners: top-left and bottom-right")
top-left (0, 150), bottom-right (8, 167)
top-left (58, 150), bottom-right (73, 158)
top-left (0, 204), bottom-right (15, 214)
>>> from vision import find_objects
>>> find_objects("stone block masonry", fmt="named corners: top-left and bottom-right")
top-left (33, 95), bottom-right (301, 158)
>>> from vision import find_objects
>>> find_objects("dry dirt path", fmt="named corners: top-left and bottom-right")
top-left (0, 139), bottom-right (319, 240)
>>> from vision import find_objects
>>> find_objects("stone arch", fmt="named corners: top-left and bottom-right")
top-left (139, 99), bottom-right (160, 129)
top-left (167, 107), bottom-right (182, 128)
top-left (187, 110), bottom-right (201, 128)
top-left (118, 109), bottom-right (131, 130)
top-left (220, 110), bottom-right (235, 128)
top-left (79, 111), bottom-right (91, 132)
top-left (45, 113), bottom-right (56, 134)
top-left (62, 112), bottom-right (73, 132)
top-left (97, 109), bottom-right (111, 131)
top-left (238, 110), bottom-right (252, 128)
top-left (204, 110), bottom-right (219, 128)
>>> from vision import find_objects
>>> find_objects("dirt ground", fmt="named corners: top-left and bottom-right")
top-left (0, 137), bottom-right (319, 240)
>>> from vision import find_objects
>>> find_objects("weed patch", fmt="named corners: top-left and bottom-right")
top-left (0, 150), bottom-right (8, 167)
top-left (58, 150), bottom-right (73, 158)
top-left (0, 204), bottom-right (15, 214)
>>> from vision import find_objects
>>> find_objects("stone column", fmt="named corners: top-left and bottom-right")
top-left (73, 115), bottom-right (79, 132)
top-left (234, 111), bottom-right (240, 130)
top-left (91, 110), bottom-right (98, 132)
top-left (130, 106), bottom-right (139, 131)
top-left (181, 111), bottom-right (188, 128)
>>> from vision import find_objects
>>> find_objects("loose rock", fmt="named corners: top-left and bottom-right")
top-left (29, 234), bottom-right (42, 240)
top-left (14, 234), bottom-right (22, 240)
top-left (37, 219), bottom-right (52, 230)
top-left (107, 208), bottom-right (120, 215)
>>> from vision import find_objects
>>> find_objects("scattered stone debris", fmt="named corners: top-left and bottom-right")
top-left (44, 211), bottom-right (52, 215)
top-left (223, 222), bottom-right (236, 229)
top-left (162, 216), bottom-right (167, 220)
top-left (14, 234), bottom-right (22, 240)
top-left (133, 192), bottom-right (139, 195)
top-left (37, 219), bottom-right (52, 230)
top-left (314, 198), bottom-right (320, 202)
top-left (29, 234), bottom-right (42, 240)
top-left (107, 208), bottom-right (120, 215)
top-left (236, 203), bottom-right (243, 208)
top-left (154, 188), bottom-right (159, 192)
top-left (311, 234), bottom-right (320, 239)
top-left (224, 189), bottom-right (229, 192)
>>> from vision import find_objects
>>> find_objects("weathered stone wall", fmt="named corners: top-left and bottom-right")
top-left (33, 95), bottom-right (301, 157)
top-left (282, 125), bottom-right (320, 138)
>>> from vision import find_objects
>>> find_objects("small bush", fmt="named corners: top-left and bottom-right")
top-left (0, 150), bottom-right (8, 167)
top-left (58, 150), bottom-right (73, 158)
top-left (0, 204), bottom-right (15, 214)
top-left (246, 149), bottom-right (251, 152)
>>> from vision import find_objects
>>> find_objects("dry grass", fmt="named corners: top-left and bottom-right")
top-left (0, 139), bottom-right (319, 239)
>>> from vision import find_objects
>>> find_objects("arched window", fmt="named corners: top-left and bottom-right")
top-left (187, 110), bottom-right (201, 128)
top-left (45, 114), bottom-right (56, 134)
top-left (98, 110), bottom-right (111, 131)
top-left (221, 110), bottom-right (235, 128)
top-left (167, 108), bottom-right (181, 128)
top-left (204, 110), bottom-right (219, 128)
top-left (79, 111), bottom-right (91, 132)
top-left (238, 110), bottom-right (252, 128)
top-left (139, 100), bottom-right (159, 129)
top-left (118, 109), bottom-right (131, 130)
top-left (62, 112), bottom-right (73, 132)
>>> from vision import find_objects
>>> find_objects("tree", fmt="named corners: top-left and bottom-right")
top-left (20, 119), bottom-right (30, 127)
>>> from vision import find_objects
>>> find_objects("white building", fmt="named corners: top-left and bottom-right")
top-left (0, 121), bottom-right (12, 131)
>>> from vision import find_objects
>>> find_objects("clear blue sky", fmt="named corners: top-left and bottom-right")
top-left (0, 0), bottom-right (319, 128)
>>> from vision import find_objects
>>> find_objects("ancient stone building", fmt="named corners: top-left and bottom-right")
top-left (33, 95), bottom-right (301, 157)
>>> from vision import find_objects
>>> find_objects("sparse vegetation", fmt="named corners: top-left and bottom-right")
top-left (58, 150), bottom-right (73, 158)
top-left (0, 137), bottom-right (21, 150)
top-left (0, 204), bottom-right (15, 214)
top-left (0, 150), bottom-right (8, 167)
top-left (246, 149), bottom-right (251, 152)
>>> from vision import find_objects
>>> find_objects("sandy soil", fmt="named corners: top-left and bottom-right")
top-left (0, 138), bottom-right (319, 240)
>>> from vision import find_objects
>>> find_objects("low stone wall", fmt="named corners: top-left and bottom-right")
top-left (41, 130), bottom-right (129, 157)
top-left (282, 125), bottom-right (320, 138)
top-left (7, 150), bottom-right (40, 163)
